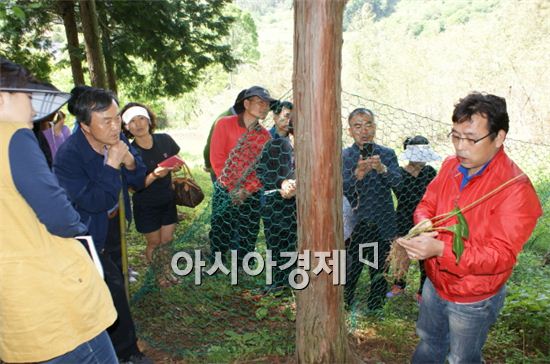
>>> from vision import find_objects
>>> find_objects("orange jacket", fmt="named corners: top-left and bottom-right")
top-left (414, 147), bottom-right (542, 303)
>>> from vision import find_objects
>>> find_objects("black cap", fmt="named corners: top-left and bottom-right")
top-left (238, 86), bottom-right (277, 104)
top-left (231, 88), bottom-right (248, 114)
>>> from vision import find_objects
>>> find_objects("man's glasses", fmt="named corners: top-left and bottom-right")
top-left (448, 131), bottom-right (494, 145)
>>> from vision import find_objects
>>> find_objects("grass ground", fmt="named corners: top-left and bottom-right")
top-left (125, 165), bottom-right (550, 363)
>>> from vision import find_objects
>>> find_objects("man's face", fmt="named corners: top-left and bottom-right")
top-left (81, 101), bottom-right (121, 147)
top-left (274, 107), bottom-right (292, 134)
top-left (450, 113), bottom-right (505, 175)
top-left (0, 91), bottom-right (34, 126)
top-left (348, 113), bottom-right (376, 146)
top-left (244, 96), bottom-right (270, 120)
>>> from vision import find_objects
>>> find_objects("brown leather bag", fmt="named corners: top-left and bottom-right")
top-left (172, 163), bottom-right (204, 208)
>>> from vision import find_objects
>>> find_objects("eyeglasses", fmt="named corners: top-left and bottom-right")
top-left (448, 131), bottom-right (494, 145)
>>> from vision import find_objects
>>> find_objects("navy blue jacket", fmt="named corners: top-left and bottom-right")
top-left (342, 143), bottom-right (401, 240)
top-left (54, 128), bottom-right (146, 250)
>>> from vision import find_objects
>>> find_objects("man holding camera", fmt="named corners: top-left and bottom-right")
top-left (342, 108), bottom-right (401, 311)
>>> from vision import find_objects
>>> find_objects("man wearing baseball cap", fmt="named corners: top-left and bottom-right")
top-left (203, 88), bottom-right (247, 182)
top-left (209, 85), bottom-right (276, 266)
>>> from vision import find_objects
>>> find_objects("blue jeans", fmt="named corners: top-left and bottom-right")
top-left (412, 279), bottom-right (506, 364)
top-left (41, 331), bottom-right (118, 364)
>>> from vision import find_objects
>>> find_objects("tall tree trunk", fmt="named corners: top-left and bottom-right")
top-left (79, 0), bottom-right (107, 88)
top-left (96, 1), bottom-right (118, 94)
top-left (103, 37), bottom-right (118, 94)
top-left (57, 0), bottom-right (85, 86)
top-left (294, 1), bottom-right (356, 363)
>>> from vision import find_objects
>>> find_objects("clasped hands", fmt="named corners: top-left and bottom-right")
top-left (105, 141), bottom-right (136, 170)
top-left (354, 155), bottom-right (386, 180)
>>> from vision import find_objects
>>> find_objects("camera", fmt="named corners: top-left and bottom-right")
top-left (360, 142), bottom-right (374, 159)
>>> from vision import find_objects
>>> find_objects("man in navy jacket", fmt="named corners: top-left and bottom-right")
top-left (342, 107), bottom-right (401, 311)
top-left (54, 87), bottom-right (151, 364)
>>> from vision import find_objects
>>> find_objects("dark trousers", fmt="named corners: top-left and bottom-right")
top-left (344, 219), bottom-right (390, 310)
top-left (262, 195), bottom-right (297, 286)
top-left (209, 184), bottom-right (261, 266)
top-left (101, 216), bottom-right (140, 359)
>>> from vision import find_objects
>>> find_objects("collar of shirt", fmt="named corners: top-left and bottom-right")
top-left (458, 160), bottom-right (491, 191)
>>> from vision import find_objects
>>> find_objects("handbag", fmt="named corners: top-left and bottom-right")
top-left (172, 163), bottom-right (205, 208)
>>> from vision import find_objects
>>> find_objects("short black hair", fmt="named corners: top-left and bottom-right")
top-left (403, 135), bottom-right (429, 150)
top-left (0, 58), bottom-right (38, 88)
top-left (72, 87), bottom-right (118, 126)
top-left (67, 85), bottom-right (93, 116)
top-left (348, 107), bottom-right (375, 124)
top-left (272, 100), bottom-right (293, 114)
top-left (452, 92), bottom-right (509, 135)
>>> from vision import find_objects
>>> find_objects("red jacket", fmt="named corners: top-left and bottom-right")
top-left (210, 114), bottom-right (270, 193)
top-left (414, 148), bottom-right (542, 303)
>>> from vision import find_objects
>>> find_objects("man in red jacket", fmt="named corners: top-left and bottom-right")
top-left (398, 92), bottom-right (542, 364)
top-left (209, 86), bottom-right (275, 266)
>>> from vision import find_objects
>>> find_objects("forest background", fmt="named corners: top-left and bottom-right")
top-left (2, 0), bottom-right (549, 161)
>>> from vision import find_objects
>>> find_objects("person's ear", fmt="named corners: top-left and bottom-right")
top-left (80, 121), bottom-right (91, 134)
top-left (495, 130), bottom-right (506, 148)
top-left (243, 98), bottom-right (250, 110)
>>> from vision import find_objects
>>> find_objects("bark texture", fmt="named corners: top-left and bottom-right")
top-left (293, 1), bottom-right (357, 363)
top-left (79, 0), bottom-right (107, 88)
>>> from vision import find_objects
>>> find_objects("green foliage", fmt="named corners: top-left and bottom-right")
top-left (440, 208), bottom-right (469, 264)
top-left (526, 178), bottom-right (550, 253)
top-left (1, 0), bottom-right (240, 99)
top-left (0, 0), bottom-right (56, 81)
top-left (234, 0), bottom-right (291, 18)
top-left (225, 4), bottom-right (260, 64)
top-left (97, 0), bottom-right (238, 99)
top-left (344, 0), bottom-right (399, 29)
top-left (485, 251), bottom-right (550, 360)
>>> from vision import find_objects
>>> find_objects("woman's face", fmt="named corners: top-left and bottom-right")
top-left (0, 91), bottom-right (34, 127)
top-left (126, 115), bottom-right (150, 137)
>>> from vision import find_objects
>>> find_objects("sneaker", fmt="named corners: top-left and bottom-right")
top-left (129, 268), bottom-right (139, 278)
top-left (386, 284), bottom-right (404, 298)
top-left (129, 275), bottom-right (138, 284)
top-left (119, 352), bottom-right (153, 364)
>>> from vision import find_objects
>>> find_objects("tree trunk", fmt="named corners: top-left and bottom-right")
top-left (293, 1), bottom-right (356, 363)
top-left (58, 0), bottom-right (85, 86)
top-left (96, 1), bottom-right (118, 94)
top-left (79, 0), bottom-right (107, 88)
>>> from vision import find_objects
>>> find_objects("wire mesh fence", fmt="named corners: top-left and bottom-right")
top-left (130, 91), bottom-right (550, 361)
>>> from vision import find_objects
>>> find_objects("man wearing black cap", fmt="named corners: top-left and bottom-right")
top-left (209, 85), bottom-right (275, 266)
top-left (203, 88), bottom-right (247, 182)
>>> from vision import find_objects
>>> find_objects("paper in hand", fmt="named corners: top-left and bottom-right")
top-left (158, 155), bottom-right (184, 168)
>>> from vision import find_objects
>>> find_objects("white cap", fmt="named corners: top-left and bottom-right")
top-left (400, 144), bottom-right (441, 163)
top-left (121, 106), bottom-right (150, 125)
